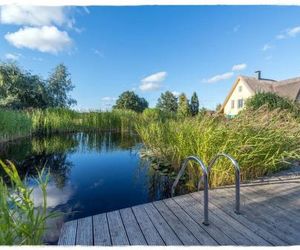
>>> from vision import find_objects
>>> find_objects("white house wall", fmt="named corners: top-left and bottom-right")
top-left (224, 78), bottom-right (253, 116)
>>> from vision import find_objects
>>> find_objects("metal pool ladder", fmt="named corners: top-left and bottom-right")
top-left (171, 153), bottom-right (240, 226)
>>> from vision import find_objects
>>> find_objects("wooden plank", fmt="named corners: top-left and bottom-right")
top-left (181, 193), bottom-right (253, 245)
top-left (120, 208), bottom-right (147, 245)
top-left (213, 188), bottom-right (299, 245)
top-left (207, 189), bottom-right (287, 246)
top-left (143, 203), bottom-right (182, 245)
top-left (173, 194), bottom-right (236, 245)
top-left (132, 205), bottom-right (165, 245)
top-left (190, 192), bottom-right (271, 246)
top-left (107, 210), bottom-right (129, 245)
top-left (153, 200), bottom-right (200, 245)
top-left (163, 198), bottom-right (218, 245)
top-left (76, 216), bottom-right (93, 245)
top-left (58, 220), bottom-right (77, 245)
top-left (226, 185), bottom-right (300, 232)
top-left (93, 213), bottom-right (111, 246)
top-left (244, 184), bottom-right (300, 217)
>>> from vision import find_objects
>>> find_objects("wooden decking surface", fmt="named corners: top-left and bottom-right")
top-left (58, 176), bottom-right (300, 246)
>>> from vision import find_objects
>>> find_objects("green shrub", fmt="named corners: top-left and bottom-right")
top-left (246, 92), bottom-right (300, 116)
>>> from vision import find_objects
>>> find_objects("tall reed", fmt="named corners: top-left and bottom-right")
top-left (136, 107), bottom-right (300, 188)
top-left (0, 108), bottom-right (139, 142)
top-left (0, 109), bottom-right (32, 142)
top-left (0, 160), bottom-right (58, 245)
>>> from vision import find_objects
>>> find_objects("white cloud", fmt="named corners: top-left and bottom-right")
top-left (232, 63), bottom-right (247, 71)
top-left (287, 26), bottom-right (300, 37)
top-left (139, 71), bottom-right (167, 92)
top-left (0, 5), bottom-right (67, 27)
top-left (5, 26), bottom-right (72, 54)
top-left (5, 52), bottom-right (20, 61)
top-left (171, 91), bottom-right (180, 97)
top-left (276, 34), bottom-right (286, 40)
top-left (262, 43), bottom-right (273, 51)
top-left (276, 26), bottom-right (300, 39)
top-left (202, 72), bottom-right (234, 83)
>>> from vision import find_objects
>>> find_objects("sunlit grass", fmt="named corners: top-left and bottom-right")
top-left (136, 107), bottom-right (300, 188)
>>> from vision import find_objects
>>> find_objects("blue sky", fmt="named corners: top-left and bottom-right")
top-left (1, 5), bottom-right (300, 110)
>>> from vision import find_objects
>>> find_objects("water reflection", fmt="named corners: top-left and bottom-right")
top-left (0, 132), bottom-right (171, 244)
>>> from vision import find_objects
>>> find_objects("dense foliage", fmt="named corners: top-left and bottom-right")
top-left (113, 91), bottom-right (148, 112)
top-left (246, 92), bottom-right (300, 116)
top-left (156, 91), bottom-right (178, 113)
top-left (190, 92), bottom-right (199, 116)
top-left (0, 63), bottom-right (76, 110)
top-left (177, 93), bottom-right (190, 117)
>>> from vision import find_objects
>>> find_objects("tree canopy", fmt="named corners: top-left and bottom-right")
top-left (113, 91), bottom-right (148, 112)
top-left (178, 93), bottom-right (190, 117)
top-left (0, 62), bottom-right (76, 110)
top-left (156, 91), bottom-right (178, 113)
top-left (47, 64), bottom-right (76, 108)
top-left (190, 92), bottom-right (199, 116)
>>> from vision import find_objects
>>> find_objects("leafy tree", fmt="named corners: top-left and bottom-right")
top-left (190, 92), bottom-right (199, 116)
top-left (0, 63), bottom-right (48, 109)
top-left (113, 91), bottom-right (148, 112)
top-left (215, 103), bottom-right (222, 112)
top-left (156, 91), bottom-right (178, 113)
top-left (47, 64), bottom-right (76, 108)
top-left (0, 62), bottom-right (77, 109)
top-left (178, 93), bottom-right (190, 117)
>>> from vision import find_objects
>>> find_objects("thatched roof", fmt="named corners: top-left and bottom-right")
top-left (220, 75), bottom-right (300, 113)
top-left (241, 75), bottom-right (300, 100)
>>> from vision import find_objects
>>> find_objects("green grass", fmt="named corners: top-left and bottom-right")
top-left (0, 108), bottom-right (139, 142)
top-left (0, 160), bottom-right (58, 245)
top-left (0, 109), bottom-right (32, 142)
top-left (136, 107), bottom-right (300, 188)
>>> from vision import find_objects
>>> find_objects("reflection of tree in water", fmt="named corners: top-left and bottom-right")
top-left (0, 131), bottom-right (141, 189)
top-left (75, 131), bottom-right (140, 153)
top-left (0, 134), bottom-right (77, 188)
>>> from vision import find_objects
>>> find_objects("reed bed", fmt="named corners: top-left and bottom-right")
top-left (0, 108), bottom-right (139, 142)
top-left (0, 109), bottom-right (32, 142)
top-left (136, 107), bottom-right (300, 188)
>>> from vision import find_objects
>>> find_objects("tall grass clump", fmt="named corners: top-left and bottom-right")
top-left (136, 107), bottom-right (300, 188)
top-left (30, 108), bottom-right (139, 135)
top-left (0, 109), bottom-right (32, 142)
top-left (0, 160), bottom-right (57, 245)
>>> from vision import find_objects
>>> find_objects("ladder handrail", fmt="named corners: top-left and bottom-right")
top-left (207, 153), bottom-right (240, 214)
top-left (171, 156), bottom-right (209, 225)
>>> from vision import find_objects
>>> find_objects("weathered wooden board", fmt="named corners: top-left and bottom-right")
top-left (59, 180), bottom-right (300, 246)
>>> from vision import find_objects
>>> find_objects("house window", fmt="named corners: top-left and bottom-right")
top-left (238, 85), bottom-right (242, 92)
top-left (231, 100), bottom-right (235, 109)
top-left (238, 99), bottom-right (244, 108)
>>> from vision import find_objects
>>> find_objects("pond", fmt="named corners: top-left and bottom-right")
top-left (0, 132), bottom-right (172, 244)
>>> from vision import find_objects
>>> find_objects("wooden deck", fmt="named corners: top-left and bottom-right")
top-left (58, 176), bottom-right (300, 246)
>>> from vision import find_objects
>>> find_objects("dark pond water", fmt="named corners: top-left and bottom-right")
top-left (0, 132), bottom-right (172, 244)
